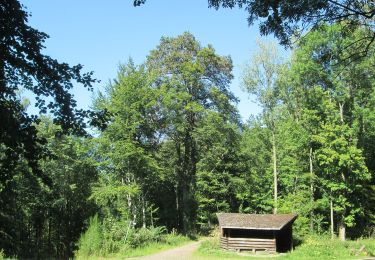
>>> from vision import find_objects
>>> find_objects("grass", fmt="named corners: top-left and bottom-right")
top-left (195, 239), bottom-right (259, 259)
top-left (76, 233), bottom-right (193, 259)
top-left (194, 235), bottom-right (375, 260)
top-left (281, 236), bottom-right (375, 260)
top-left (115, 234), bottom-right (193, 258)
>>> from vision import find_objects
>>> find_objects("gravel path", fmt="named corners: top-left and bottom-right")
top-left (127, 241), bottom-right (202, 260)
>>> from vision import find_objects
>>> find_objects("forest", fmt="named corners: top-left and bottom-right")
top-left (1, 0), bottom-right (375, 259)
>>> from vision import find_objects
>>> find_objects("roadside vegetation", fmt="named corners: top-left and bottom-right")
top-left (75, 216), bottom-right (193, 258)
top-left (1, 1), bottom-right (375, 259)
top-left (196, 235), bottom-right (375, 260)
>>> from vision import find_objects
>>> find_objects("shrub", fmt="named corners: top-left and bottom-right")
top-left (128, 226), bottom-right (167, 248)
top-left (75, 215), bottom-right (102, 258)
top-left (100, 217), bottom-right (132, 254)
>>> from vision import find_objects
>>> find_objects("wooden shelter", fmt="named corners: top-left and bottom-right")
top-left (217, 213), bottom-right (297, 253)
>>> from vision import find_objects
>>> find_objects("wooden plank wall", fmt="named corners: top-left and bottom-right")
top-left (220, 237), bottom-right (276, 253)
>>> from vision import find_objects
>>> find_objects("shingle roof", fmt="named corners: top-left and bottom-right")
top-left (217, 213), bottom-right (298, 230)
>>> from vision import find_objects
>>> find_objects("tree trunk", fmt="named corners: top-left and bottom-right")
top-left (175, 184), bottom-right (180, 230)
top-left (48, 216), bottom-right (52, 252)
top-left (151, 212), bottom-right (153, 227)
top-left (338, 217), bottom-right (346, 241)
top-left (330, 197), bottom-right (334, 239)
top-left (181, 119), bottom-right (197, 234)
top-left (142, 194), bottom-right (146, 228)
top-left (339, 103), bottom-right (344, 123)
top-left (272, 130), bottom-right (278, 214)
top-left (309, 147), bottom-right (314, 232)
top-left (0, 56), bottom-right (5, 92)
top-left (182, 181), bottom-right (189, 234)
top-left (175, 142), bottom-right (184, 232)
top-left (339, 172), bottom-right (347, 241)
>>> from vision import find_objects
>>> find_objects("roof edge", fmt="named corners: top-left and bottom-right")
top-left (216, 213), bottom-right (298, 230)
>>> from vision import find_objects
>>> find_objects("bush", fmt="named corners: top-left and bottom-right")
top-left (76, 219), bottom-right (192, 258)
top-left (128, 226), bottom-right (167, 248)
top-left (100, 217), bottom-right (132, 254)
top-left (75, 215), bottom-right (102, 258)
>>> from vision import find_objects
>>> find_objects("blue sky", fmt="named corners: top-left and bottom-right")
top-left (21, 0), bottom-right (284, 121)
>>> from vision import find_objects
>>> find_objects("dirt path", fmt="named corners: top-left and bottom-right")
top-left (127, 241), bottom-right (202, 260)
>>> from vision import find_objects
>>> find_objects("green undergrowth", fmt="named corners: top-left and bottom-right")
top-left (115, 235), bottom-right (192, 258)
top-left (75, 215), bottom-right (194, 259)
top-left (195, 239), bottom-right (259, 259)
top-left (75, 215), bottom-right (193, 259)
top-left (282, 236), bottom-right (375, 260)
top-left (76, 234), bottom-right (192, 259)
top-left (195, 235), bottom-right (375, 260)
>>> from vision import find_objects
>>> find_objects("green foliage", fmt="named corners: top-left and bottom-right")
top-left (197, 236), bottom-right (375, 259)
top-left (197, 239), bottom-right (243, 258)
top-left (76, 219), bottom-right (190, 258)
top-left (0, 117), bottom-right (98, 258)
top-left (76, 215), bottom-right (102, 258)
top-left (282, 236), bottom-right (375, 259)
top-left (207, 1), bottom-right (375, 52)
top-left (117, 234), bottom-right (191, 258)
top-left (92, 61), bottom-right (164, 232)
top-left (237, 119), bottom-right (273, 213)
top-left (3, 14), bottom-right (375, 259)
top-left (145, 32), bottom-right (237, 233)
top-left (128, 226), bottom-right (167, 248)
top-left (0, 0), bottom-right (96, 189)
top-left (1, 1), bottom-right (98, 256)
top-left (195, 111), bottom-right (241, 230)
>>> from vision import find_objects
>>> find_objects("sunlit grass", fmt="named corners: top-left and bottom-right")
top-left (195, 235), bottom-right (375, 260)
top-left (76, 233), bottom-right (192, 259)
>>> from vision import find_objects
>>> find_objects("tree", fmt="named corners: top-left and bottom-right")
top-left (312, 90), bottom-right (370, 241)
top-left (134, 0), bottom-right (374, 50)
top-left (281, 24), bottom-right (375, 239)
top-left (195, 111), bottom-right (241, 230)
top-left (93, 61), bottom-right (162, 230)
top-left (0, 117), bottom-right (98, 258)
top-left (36, 118), bottom-right (98, 258)
top-left (0, 0), bottom-right (96, 184)
top-left (146, 32), bottom-right (236, 233)
top-left (1, 2), bottom-right (97, 255)
top-left (242, 39), bottom-right (283, 213)
top-left (238, 117), bottom-right (274, 214)
top-left (207, 0), bottom-right (375, 49)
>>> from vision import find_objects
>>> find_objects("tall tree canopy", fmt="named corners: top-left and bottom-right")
top-left (134, 0), bottom-right (375, 58)
top-left (1, 2), bottom-right (97, 255)
top-left (0, 0), bottom-right (96, 182)
top-left (242, 39), bottom-right (283, 213)
top-left (146, 32), bottom-right (237, 233)
top-left (207, 0), bottom-right (374, 46)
